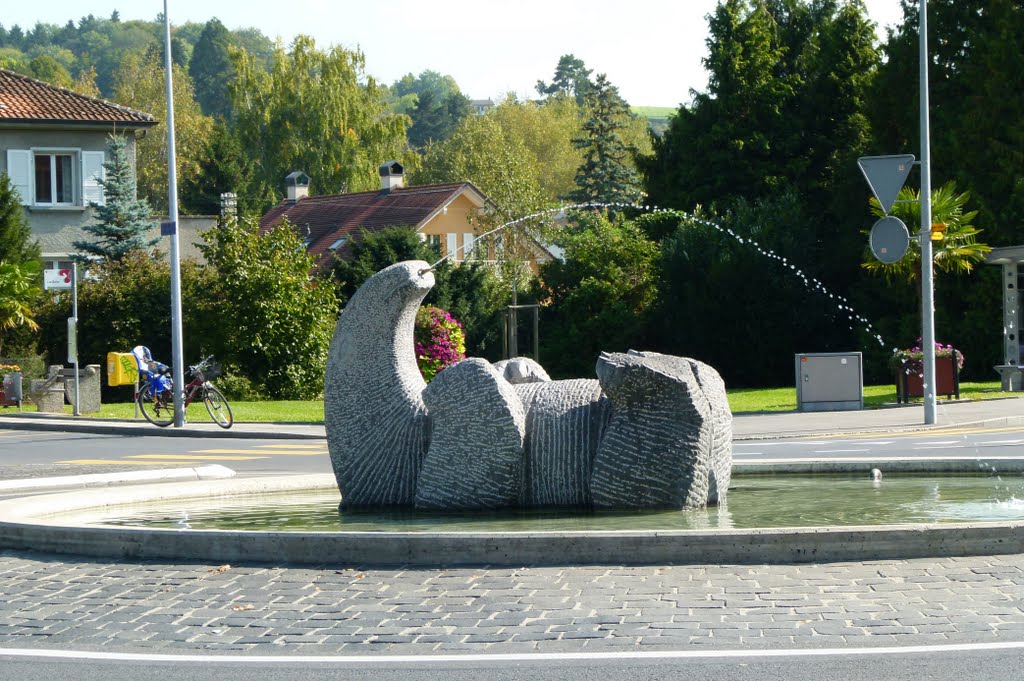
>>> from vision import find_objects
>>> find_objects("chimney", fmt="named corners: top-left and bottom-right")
top-left (219, 192), bottom-right (237, 218)
top-left (379, 160), bottom-right (404, 193)
top-left (285, 171), bottom-right (310, 203)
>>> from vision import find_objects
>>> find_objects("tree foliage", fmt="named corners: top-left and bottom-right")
top-left (565, 74), bottom-right (644, 206)
top-left (113, 49), bottom-right (214, 212)
top-left (196, 216), bottom-right (336, 399)
top-left (33, 251), bottom-right (211, 401)
top-left (407, 88), bottom-right (472, 148)
top-left (0, 173), bottom-right (39, 264)
top-left (332, 227), bottom-right (505, 358)
top-left (188, 18), bottom-right (235, 119)
top-left (412, 112), bottom-right (545, 227)
top-left (534, 211), bottom-right (659, 377)
top-left (229, 36), bottom-right (412, 206)
top-left (862, 182), bottom-right (989, 284)
top-left (0, 260), bottom-right (41, 355)
top-left (536, 54), bottom-right (594, 105)
top-left (74, 134), bottom-right (156, 261)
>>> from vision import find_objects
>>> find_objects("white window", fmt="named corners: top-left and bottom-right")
top-left (6, 148), bottom-right (105, 208)
top-left (462, 233), bottom-right (476, 259)
top-left (446, 233), bottom-right (459, 260)
top-left (329, 236), bottom-right (348, 250)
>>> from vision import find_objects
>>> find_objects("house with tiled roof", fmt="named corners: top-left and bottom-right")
top-left (0, 68), bottom-right (157, 269)
top-left (259, 161), bottom-right (556, 273)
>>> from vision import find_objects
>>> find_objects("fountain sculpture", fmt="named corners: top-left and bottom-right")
top-left (324, 261), bottom-right (733, 511)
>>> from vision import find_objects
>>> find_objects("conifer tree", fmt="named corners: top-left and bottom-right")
top-left (74, 135), bottom-right (156, 261)
top-left (0, 172), bottom-right (39, 264)
top-left (565, 74), bottom-right (644, 206)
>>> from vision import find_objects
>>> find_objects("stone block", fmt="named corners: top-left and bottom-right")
top-left (415, 358), bottom-right (526, 509)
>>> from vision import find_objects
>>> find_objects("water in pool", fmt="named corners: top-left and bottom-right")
top-left (78, 473), bottom-right (1024, 532)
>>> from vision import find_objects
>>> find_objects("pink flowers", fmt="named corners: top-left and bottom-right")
top-left (414, 306), bottom-right (467, 381)
top-left (892, 339), bottom-right (964, 374)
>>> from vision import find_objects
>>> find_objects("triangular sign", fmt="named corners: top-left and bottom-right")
top-left (857, 154), bottom-right (916, 214)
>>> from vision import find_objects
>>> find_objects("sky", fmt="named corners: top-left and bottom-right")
top-left (3, 1), bottom-right (905, 108)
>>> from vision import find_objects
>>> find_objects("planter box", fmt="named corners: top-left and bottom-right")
top-left (896, 354), bottom-right (960, 403)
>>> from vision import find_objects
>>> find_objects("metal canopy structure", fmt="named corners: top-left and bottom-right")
top-left (985, 246), bottom-right (1024, 390)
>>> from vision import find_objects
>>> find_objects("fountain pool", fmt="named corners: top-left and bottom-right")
top-left (2, 465), bottom-right (1023, 567)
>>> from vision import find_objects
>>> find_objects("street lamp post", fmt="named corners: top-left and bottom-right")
top-left (163, 0), bottom-right (185, 427)
top-left (919, 0), bottom-right (937, 424)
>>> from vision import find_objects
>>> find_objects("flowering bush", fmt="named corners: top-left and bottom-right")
top-left (0, 363), bottom-right (20, 377)
top-left (891, 340), bottom-right (964, 375)
top-left (414, 306), bottom-right (466, 382)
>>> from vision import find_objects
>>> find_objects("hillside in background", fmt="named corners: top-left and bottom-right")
top-left (632, 106), bottom-right (675, 136)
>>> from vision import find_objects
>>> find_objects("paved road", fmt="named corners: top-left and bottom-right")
top-left (734, 425), bottom-right (1024, 461)
top-left (0, 429), bottom-right (333, 478)
top-left (1, 551), bottom-right (1022, 655)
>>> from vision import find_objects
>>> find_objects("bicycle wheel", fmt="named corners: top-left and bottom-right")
top-left (137, 380), bottom-right (174, 427)
top-left (203, 385), bottom-right (233, 428)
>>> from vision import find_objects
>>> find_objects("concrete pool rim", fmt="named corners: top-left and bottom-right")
top-left (1, 459), bottom-right (1023, 566)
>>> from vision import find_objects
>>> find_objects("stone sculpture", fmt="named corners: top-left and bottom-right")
top-left (325, 260), bottom-right (732, 511)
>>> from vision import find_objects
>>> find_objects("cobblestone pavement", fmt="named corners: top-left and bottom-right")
top-left (1, 550), bottom-right (1023, 655)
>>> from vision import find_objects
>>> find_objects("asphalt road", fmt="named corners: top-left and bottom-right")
top-left (0, 429), bottom-right (333, 477)
top-left (4, 425), bottom-right (1024, 481)
top-left (733, 424), bottom-right (1024, 461)
top-left (2, 645), bottom-right (1023, 681)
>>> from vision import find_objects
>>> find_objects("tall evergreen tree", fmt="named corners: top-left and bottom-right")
top-left (189, 18), bottom-right (235, 119)
top-left (565, 73), bottom-right (644, 206)
top-left (74, 135), bottom-right (156, 261)
top-left (0, 172), bottom-right (39, 264)
top-left (536, 54), bottom-right (594, 105)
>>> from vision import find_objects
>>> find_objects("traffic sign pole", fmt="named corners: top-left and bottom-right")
top-left (919, 0), bottom-right (937, 425)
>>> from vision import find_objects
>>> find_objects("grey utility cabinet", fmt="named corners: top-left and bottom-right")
top-left (795, 352), bottom-right (863, 412)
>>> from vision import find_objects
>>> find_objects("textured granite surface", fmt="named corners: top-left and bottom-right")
top-left (325, 261), bottom-right (733, 511)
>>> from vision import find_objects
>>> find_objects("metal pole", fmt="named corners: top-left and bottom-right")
top-left (71, 261), bottom-right (79, 417)
top-left (919, 0), bottom-right (937, 424)
top-left (163, 1), bottom-right (185, 427)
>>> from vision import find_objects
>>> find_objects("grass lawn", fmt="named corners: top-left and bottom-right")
top-left (5, 381), bottom-right (1014, 423)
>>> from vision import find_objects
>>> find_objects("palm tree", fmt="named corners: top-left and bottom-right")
top-left (862, 181), bottom-right (990, 284)
top-left (0, 260), bottom-right (40, 355)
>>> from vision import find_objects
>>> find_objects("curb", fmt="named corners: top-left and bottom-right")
top-left (0, 464), bottom-right (236, 493)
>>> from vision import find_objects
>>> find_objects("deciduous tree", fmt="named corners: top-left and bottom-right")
top-left (196, 215), bottom-right (336, 399)
top-left (113, 49), bottom-right (213, 212)
top-left (229, 36), bottom-right (411, 207)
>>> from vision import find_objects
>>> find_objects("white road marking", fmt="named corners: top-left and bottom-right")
top-left (977, 440), bottom-right (1024, 446)
top-left (3, 641), bottom-right (1024, 663)
top-left (812, 449), bottom-right (870, 454)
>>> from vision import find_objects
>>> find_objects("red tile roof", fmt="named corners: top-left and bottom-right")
top-left (0, 68), bottom-right (156, 127)
top-left (259, 183), bottom-right (486, 269)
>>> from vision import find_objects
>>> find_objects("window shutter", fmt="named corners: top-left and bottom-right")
top-left (5, 150), bottom-right (31, 205)
top-left (81, 151), bottom-right (105, 206)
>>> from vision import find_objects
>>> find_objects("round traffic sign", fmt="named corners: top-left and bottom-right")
top-left (869, 216), bottom-right (910, 264)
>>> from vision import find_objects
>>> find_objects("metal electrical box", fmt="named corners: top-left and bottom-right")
top-left (795, 352), bottom-right (863, 412)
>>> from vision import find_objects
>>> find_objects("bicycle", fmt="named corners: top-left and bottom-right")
top-left (136, 356), bottom-right (233, 429)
